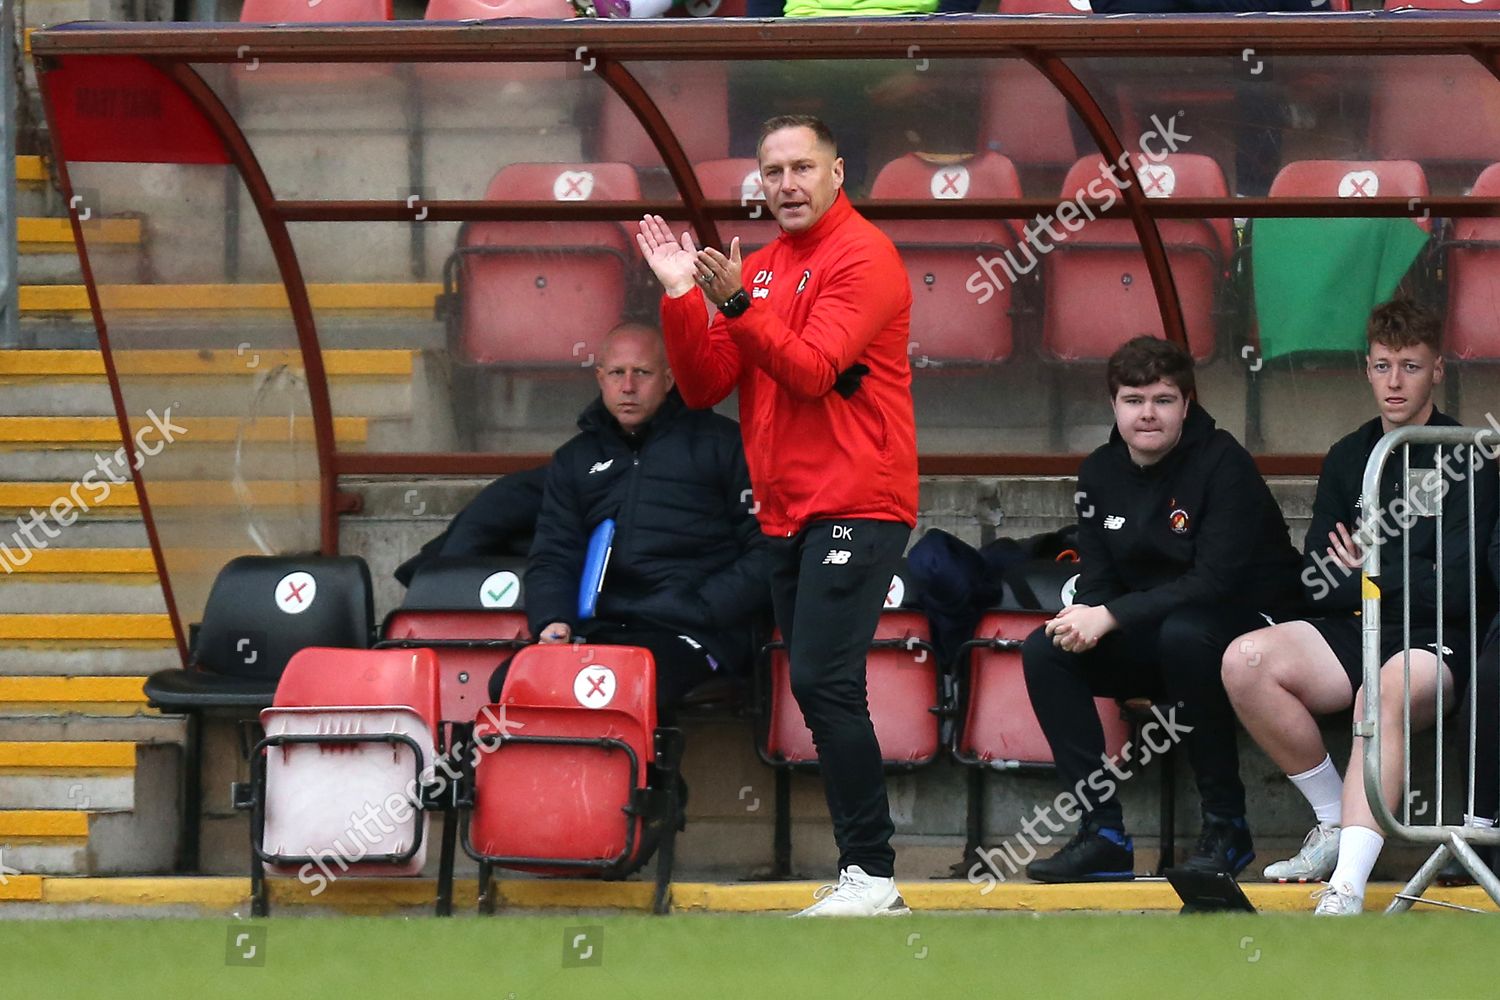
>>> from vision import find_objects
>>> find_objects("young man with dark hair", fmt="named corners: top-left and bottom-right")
top-left (1022, 336), bottom-right (1303, 883)
top-left (636, 114), bottom-right (918, 917)
top-left (1222, 299), bottom-right (1498, 914)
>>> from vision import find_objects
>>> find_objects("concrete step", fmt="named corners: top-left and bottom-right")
top-left (0, 742), bottom-right (138, 811)
top-left (0, 519), bottom-right (148, 548)
top-left (0, 712), bottom-right (184, 743)
top-left (0, 811), bottom-right (89, 875)
top-left (0, 647), bottom-right (177, 679)
top-left (0, 677), bottom-right (151, 716)
top-left (0, 548), bottom-right (154, 573)
top-left (0, 349), bottom-right (419, 418)
top-left (0, 579), bottom-right (167, 615)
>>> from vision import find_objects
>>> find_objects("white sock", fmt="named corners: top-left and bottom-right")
top-left (1327, 825), bottom-right (1384, 896)
top-left (1288, 755), bottom-right (1343, 828)
top-left (1465, 814), bottom-right (1496, 829)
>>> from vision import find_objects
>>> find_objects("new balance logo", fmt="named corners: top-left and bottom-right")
top-left (1103, 515), bottom-right (1126, 530)
top-left (822, 550), bottom-right (851, 566)
top-left (588, 460), bottom-right (613, 475)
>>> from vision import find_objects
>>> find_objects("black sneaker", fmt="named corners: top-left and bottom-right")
top-left (1026, 824), bottom-right (1135, 883)
top-left (1180, 815), bottom-right (1255, 876)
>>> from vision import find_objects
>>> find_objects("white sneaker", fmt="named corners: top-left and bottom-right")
top-left (1263, 824), bottom-right (1340, 883)
top-left (1312, 880), bottom-right (1363, 916)
top-left (792, 865), bottom-right (911, 918)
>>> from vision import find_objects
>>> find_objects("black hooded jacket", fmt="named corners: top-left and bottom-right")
top-left (1300, 409), bottom-right (1498, 628)
top-left (526, 389), bottom-right (771, 674)
top-left (1073, 401), bottom-right (1302, 629)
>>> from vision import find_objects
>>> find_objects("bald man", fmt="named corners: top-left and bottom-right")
top-left (508, 324), bottom-right (772, 719)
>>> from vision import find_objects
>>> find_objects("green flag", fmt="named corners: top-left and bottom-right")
top-left (1252, 217), bottom-right (1430, 361)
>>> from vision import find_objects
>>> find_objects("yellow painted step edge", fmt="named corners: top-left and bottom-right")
top-left (16, 154), bottom-right (45, 187)
top-left (20, 283), bottom-right (441, 313)
top-left (0, 616), bottom-right (171, 641)
top-left (0, 349), bottom-right (415, 378)
top-left (0, 742), bottom-right (135, 770)
top-left (19, 878), bottom-right (1500, 914)
top-left (0, 875), bottom-right (44, 902)
top-left (0, 416), bottom-right (367, 444)
top-left (0, 810), bottom-right (89, 838)
top-left (0, 677), bottom-right (149, 704)
top-left (0, 549), bottom-right (155, 574)
top-left (18, 217), bottom-right (140, 250)
top-left (0, 481), bottom-right (317, 511)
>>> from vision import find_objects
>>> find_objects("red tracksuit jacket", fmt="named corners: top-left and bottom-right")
top-left (660, 191), bottom-right (919, 538)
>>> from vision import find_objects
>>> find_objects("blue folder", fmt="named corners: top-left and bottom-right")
top-left (578, 518), bottom-right (615, 620)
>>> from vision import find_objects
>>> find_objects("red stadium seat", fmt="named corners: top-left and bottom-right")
top-left (953, 611), bottom-right (1130, 769)
top-left (1042, 153), bottom-right (1230, 362)
top-left (241, 0), bottom-right (392, 20)
top-left (756, 565), bottom-right (939, 876)
top-left (868, 152), bottom-right (1023, 365)
top-left (246, 646), bottom-right (442, 915)
top-left (1368, 55), bottom-right (1500, 166)
top-left (1443, 163), bottom-right (1500, 360)
top-left (998, 0), bottom-right (1090, 11)
top-left (441, 162), bottom-right (640, 366)
top-left (692, 158), bottom-right (782, 254)
top-left (379, 558), bottom-right (532, 725)
top-left (596, 64), bottom-right (729, 169)
top-left (425, 0), bottom-right (574, 16)
top-left (978, 57), bottom-right (1080, 169)
top-left (762, 610), bottom-right (941, 767)
top-left (1383, 0), bottom-right (1500, 7)
top-left (465, 644), bottom-right (683, 913)
top-left (1268, 158), bottom-right (1430, 226)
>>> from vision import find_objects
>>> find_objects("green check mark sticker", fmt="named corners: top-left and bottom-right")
top-left (479, 571), bottom-right (521, 608)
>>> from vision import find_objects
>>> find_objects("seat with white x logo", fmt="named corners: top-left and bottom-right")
top-left (443, 161), bottom-right (642, 366)
top-left (869, 152), bottom-right (1024, 365)
top-left (466, 642), bottom-right (685, 914)
top-left (1041, 153), bottom-right (1230, 363)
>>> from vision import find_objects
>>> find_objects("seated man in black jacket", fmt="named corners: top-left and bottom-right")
top-left (1221, 299), bottom-right (1498, 913)
top-left (491, 323), bottom-right (771, 720)
top-left (1021, 336), bottom-right (1303, 883)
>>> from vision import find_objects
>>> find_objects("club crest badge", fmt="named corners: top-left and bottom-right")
top-left (1169, 508), bottom-right (1190, 534)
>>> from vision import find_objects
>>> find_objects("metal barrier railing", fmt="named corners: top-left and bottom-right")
top-left (1360, 425), bottom-right (1500, 913)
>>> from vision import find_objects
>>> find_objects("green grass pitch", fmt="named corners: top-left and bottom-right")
top-left (1, 912), bottom-right (1494, 999)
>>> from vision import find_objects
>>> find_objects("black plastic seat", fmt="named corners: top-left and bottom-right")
top-left (142, 554), bottom-right (375, 871)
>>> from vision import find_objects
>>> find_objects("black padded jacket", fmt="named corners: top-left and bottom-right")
top-left (525, 389), bottom-right (771, 674)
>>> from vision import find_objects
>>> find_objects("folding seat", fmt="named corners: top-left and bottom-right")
top-left (464, 644), bottom-right (684, 914)
top-left (419, 0), bottom-right (577, 86)
top-left (142, 555), bottom-right (375, 871)
top-left (757, 561), bottom-right (940, 875)
top-left (380, 557), bottom-right (532, 726)
top-left (692, 158), bottom-right (782, 256)
top-left (1041, 153), bottom-right (1231, 362)
top-left (978, 9), bottom-right (1085, 171)
top-left (1368, 53), bottom-right (1500, 167)
top-left (240, 0), bottom-right (391, 20)
top-left (869, 152), bottom-right (1023, 366)
top-left (439, 162), bottom-right (641, 366)
top-left (1441, 163), bottom-right (1500, 361)
top-left (595, 63), bottom-right (729, 170)
top-left (238, 646), bottom-right (443, 915)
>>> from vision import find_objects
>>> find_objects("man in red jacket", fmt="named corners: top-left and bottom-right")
top-left (637, 114), bottom-right (919, 917)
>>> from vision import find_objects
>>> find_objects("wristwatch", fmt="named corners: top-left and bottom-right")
top-left (718, 289), bottom-right (751, 318)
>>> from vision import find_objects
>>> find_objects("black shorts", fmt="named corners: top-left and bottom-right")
top-left (1306, 616), bottom-right (1475, 702)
